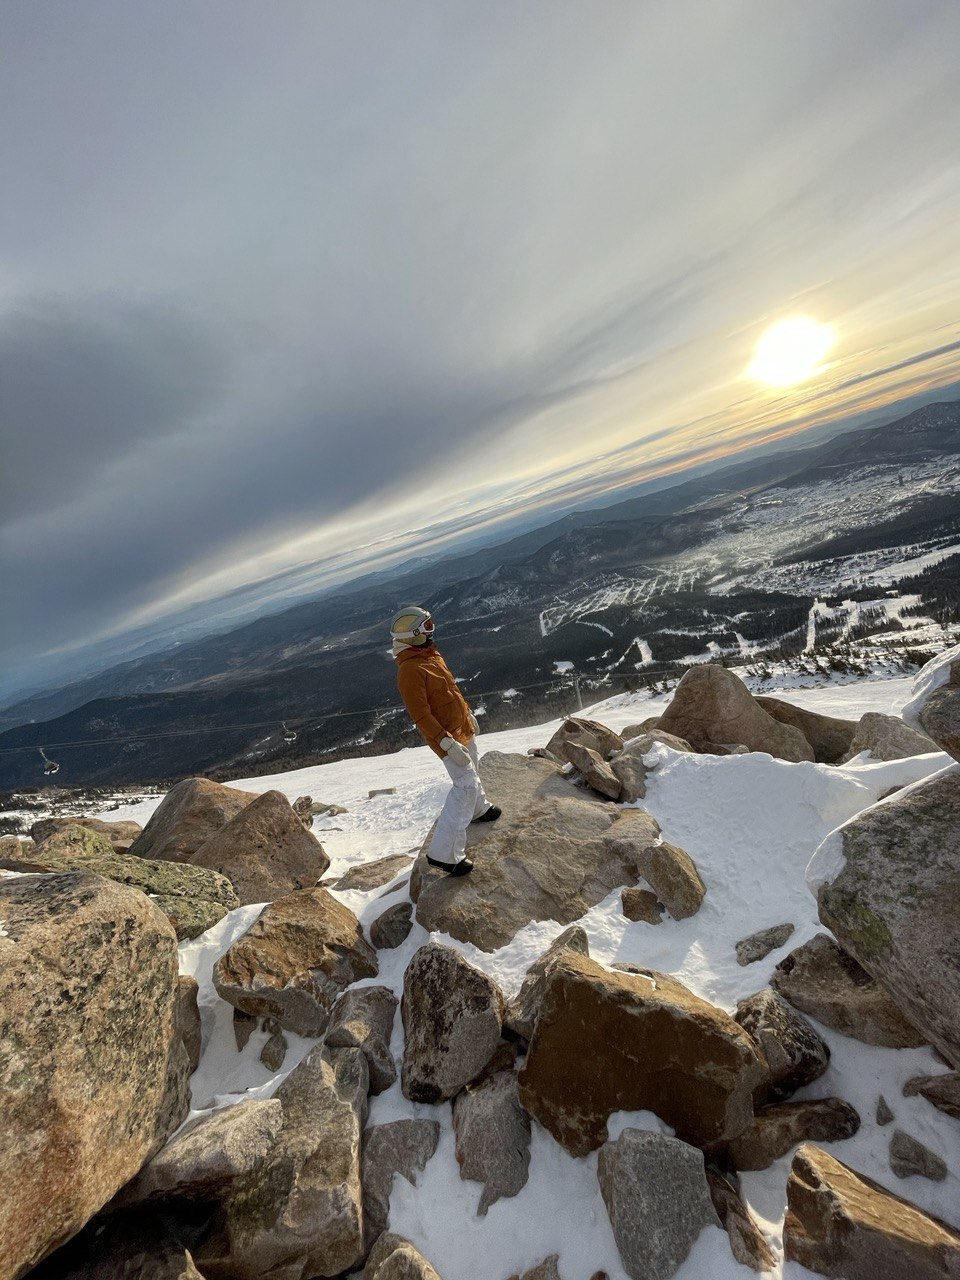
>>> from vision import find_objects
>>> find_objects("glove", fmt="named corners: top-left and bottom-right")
top-left (468, 712), bottom-right (479, 735)
top-left (440, 736), bottom-right (471, 768)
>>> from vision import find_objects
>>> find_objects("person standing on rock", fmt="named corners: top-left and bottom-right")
top-left (391, 606), bottom-right (501, 875)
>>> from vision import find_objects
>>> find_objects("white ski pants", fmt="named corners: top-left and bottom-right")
top-left (428, 736), bottom-right (490, 866)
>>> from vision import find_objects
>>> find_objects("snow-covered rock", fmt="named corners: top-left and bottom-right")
top-left (903, 642), bottom-right (960, 761)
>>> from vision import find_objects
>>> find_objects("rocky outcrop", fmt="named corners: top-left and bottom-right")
top-left (325, 985), bottom-right (398, 1095)
top-left (518, 954), bottom-right (768, 1155)
top-left (840, 712), bottom-right (938, 763)
top-left (706, 1171), bottom-right (777, 1273)
top-left (545, 717), bottom-right (624, 766)
top-left (453, 1071), bottom-right (531, 1215)
top-left (0, 873), bottom-right (190, 1279)
top-left (903, 1072), bottom-right (960, 1120)
top-left (657, 665), bottom-right (815, 761)
top-left (816, 770), bottom-right (960, 1068)
top-left (903, 643), bottom-right (960, 761)
top-left (597, 1129), bottom-right (720, 1280)
top-left (889, 1130), bottom-right (948, 1182)
top-left (30, 815), bottom-right (143, 851)
top-left (503, 925), bottom-right (590, 1041)
top-left (1, 823), bottom-right (241, 940)
top-left (733, 988), bottom-right (830, 1101)
top-left (784, 1142), bottom-right (960, 1278)
top-left (770, 934), bottom-right (925, 1048)
top-left (129, 777), bottom-right (257, 862)
top-left (401, 943), bottom-right (504, 1104)
top-left (361, 1119), bottom-right (441, 1254)
top-left (370, 902), bottom-right (414, 950)
top-left (332, 853), bottom-right (414, 892)
top-left (116, 1098), bottom-right (283, 1205)
top-left (412, 753), bottom-right (647, 952)
top-left (608, 813), bottom-right (705, 919)
top-left (609, 730), bottom-right (693, 804)
top-left (214, 888), bottom-right (378, 1036)
top-left (735, 922), bottom-right (795, 966)
top-left (754, 697), bottom-right (857, 764)
top-left (727, 1097), bottom-right (860, 1171)
top-left (198, 1045), bottom-right (368, 1280)
top-left (364, 1233), bottom-right (443, 1280)
top-left (565, 742), bottom-right (622, 799)
top-left (190, 789), bottom-right (330, 905)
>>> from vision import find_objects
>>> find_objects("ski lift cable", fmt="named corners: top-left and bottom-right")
top-left (0, 672), bottom-right (626, 758)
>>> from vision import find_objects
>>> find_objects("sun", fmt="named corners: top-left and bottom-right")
top-left (747, 317), bottom-right (834, 388)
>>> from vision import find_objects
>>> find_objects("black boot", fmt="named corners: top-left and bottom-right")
top-left (471, 805), bottom-right (501, 824)
top-left (427, 856), bottom-right (474, 876)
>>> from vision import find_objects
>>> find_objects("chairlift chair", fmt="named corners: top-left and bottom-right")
top-left (39, 747), bottom-right (60, 777)
top-left (281, 721), bottom-right (298, 744)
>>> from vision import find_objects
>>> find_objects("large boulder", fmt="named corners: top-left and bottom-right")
top-left (214, 888), bottom-right (378, 1036)
top-left (784, 1142), bottom-right (960, 1278)
top-left (517, 953), bottom-right (768, 1155)
top-left (545, 717), bottom-right (624, 765)
top-left (597, 1129), bottom-right (720, 1280)
top-left (412, 753), bottom-right (647, 952)
top-left (754, 697), bottom-right (857, 764)
top-left (116, 1098), bottom-right (283, 1205)
top-left (453, 1071), bottom-right (531, 1215)
top-left (770, 934), bottom-right (925, 1048)
top-left (401, 943), bottom-right (504, 1104)
top-left (0, 824), bottom-right (241, 940)
top-left (657, 665), bottom-right (814, 761)
top-left (840, 712), bottom-right (939, 763)
top-left (503, 925), bottom-right (590, 1041)
top-left (129, 777), bottom-right (257, 862)
top-left (198, 1045), bottom-right (368, 1280)
top-left (565, 742), bottom-right (622, 799)
top-left (733, 988), bottom-right (830, 1101)
top-left (325, 985), bottom-right (398, 1096)
top-left (903, 642), bottom-right (960, 761)
top-left (30, 815), bottom-right (143, 852)
top-left (190, 790), bottom-right (330, 905)
top-left (361, 1119), bottom-right (441, 1255)
top-left (727, 1097), bottom-right (860, 1171)
top-left (607, 813), bottom-right (705, 920)
top-left (815, 769), bottom-right (960, 1067)
top-left (0, 873), bottom-right (191, 1279)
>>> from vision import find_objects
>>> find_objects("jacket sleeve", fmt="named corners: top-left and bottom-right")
top-left (398, 663), bottom-right (449, 752)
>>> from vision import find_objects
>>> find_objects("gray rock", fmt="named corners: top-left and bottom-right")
top-left (260, 1028), bottom-right (287, 1071)
top-left (326, 985), bottom-right (398, 1095)
top-left (370, 902), bottom-right (414, 950)
top-left (333, 853), bottom-right (414, 892)
top-left (733, 988), bottom-right (831, 1101)
top-left (754, 697), bottom-right (857, 764)
top-left (608, 814), bottom-right (705, 920)
top-left (128, 776), bottom-right (257, 862)
top-left (453, 1071), bottom-right (531, 1215)
top-left (770, 934), bottom-right (926, 1048)
top-left (817, 770), bottom-right (960, 1068)
top-left (30, 815), bottom-right (143, 852)
top-left (597, 1129), bottom-right (720, 1280)
top-left (840, 712), bottom-right (938, 763)
top-left (903, 1072), bottom-right (960, 1119)
top-left (361, 1119), bottom-right (441, 1255)
top-left (545, 717), bottom-right (624, 766)
top-left (889, 1130), bottom-right (948, 1182)
top-left (401, 943), bottom-right (504, 1103)
top-left (177, 975), bottom-right (202, 1073)
top-left (0, 873), bottom-right (190, 1279)
top-left (735, 922), bottom-right (795, 966)
top-left (197, 1044), bottom-right (368, 1280)
top-left (116, 1098), bottom-right (283, 1204)
top-left (503, 925), bottom-right (590, 1041)
top-left (364, 1233), bottom-right (442, 1280)
top-left (876, 1095), bottom-right (895, 1126)
top-left (706, 1171), bottom-right (777, 1273)
top-left (728, 1097), bottom-right (860, 1171)
top-left (657, 665), bottom-right (814, 762)
top-left (621, 887), bottom-right (664, 924)
top-left (233, 1009), bottom-right (257, 1052)
top-left (214, 887), bottom-right (378, 1036)
top-left (412, 753), bottom-right (647, 952)
top-left (565, 742), bottom-right (622, 799)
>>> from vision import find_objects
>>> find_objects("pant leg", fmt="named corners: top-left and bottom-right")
top-left (466, 737), bottom-right (491, 819)
top-left (428, 751), bottom-right (481, 865)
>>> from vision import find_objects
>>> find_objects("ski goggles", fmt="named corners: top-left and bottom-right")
top-left (392, 613), bottom-right (435, 641)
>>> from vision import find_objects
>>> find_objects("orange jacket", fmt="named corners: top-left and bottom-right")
top-left (396, 644), bottom-right (474, 757)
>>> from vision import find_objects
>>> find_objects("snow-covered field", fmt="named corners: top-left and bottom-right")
top-left (107, 675), bottom-right (960, 1280)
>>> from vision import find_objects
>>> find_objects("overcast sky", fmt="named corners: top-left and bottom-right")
top-left (3, 1), bottom-right (960, 699)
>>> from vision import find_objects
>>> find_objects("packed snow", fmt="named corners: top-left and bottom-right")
top-left (106, 674), bottom-right (960, 1280)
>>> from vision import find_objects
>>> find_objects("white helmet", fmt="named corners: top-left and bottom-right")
top-left (390, 605), bottom-right (435, 644)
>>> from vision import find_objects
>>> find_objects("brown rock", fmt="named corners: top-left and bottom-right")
top-left (332, 853), bottom-right (414, 892)
top-left (840, 712), bottom-right (938, 763)
top-left (177, 975), bottom-right (202, 1073)
top-left (190, 789), bottom-right (330, 905)
top-left (30, 815), bottom-right (143, 852)
top-left (232, 1009), bottom-right (256, 1052)
top-left (907, 645), bottom-right (960, 761)
top-left (325, 985), bottom-right (398, 1095)
top-left (755, 697), bottom-right (857, 764)
top-left (518, 954), bottom-right (768, 1155)
top-left (784, 1142), bottom-right (960, 1278)
top-left (370, 902), bottom-right (414, 950)
top-left (503, 925), bottom-right (591, 1041)
top-left (706, 1171), bottom-right (777, 1273)
top-left (506, 1259), bottom-right (560, 1280)
top-left (903, 1072), bottom-right (960, 1120)
top-left (564, 742), bottom-right (622, 799)
top-left (621, 887), bottom-right (664, 924)
top-left (658, 664), bottom-right (815, 761)
top-left (733, 988), bottom-right (830, 1101)
top-left (0, 873), bottom-right (190, 1280)
top-left (214, 888), bottom-right (378, 1036)
top-left (364, 1233), bottom-right (442, 1280)
top-left (453, 1071), bottom-right (531, 1215)
top-left (728, 1097), bottom-right (860, 1171)
top-left (770, 934), bottom-right (926, 1048)
top-left (259, 1028), bottom-right (287, 1071)
top-left (545, 717), bottom-right (624, 765)
top-left (129, 777), bottom-right (257, 862)
top-left (609, 730), bottom-right (693, 803)
top-left (876, 1095), bottom-right (895, 1125)
top-left (608, 813), bottom-right (705, 920)
top-left (30, 1211), bottom-right (206, 1280)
